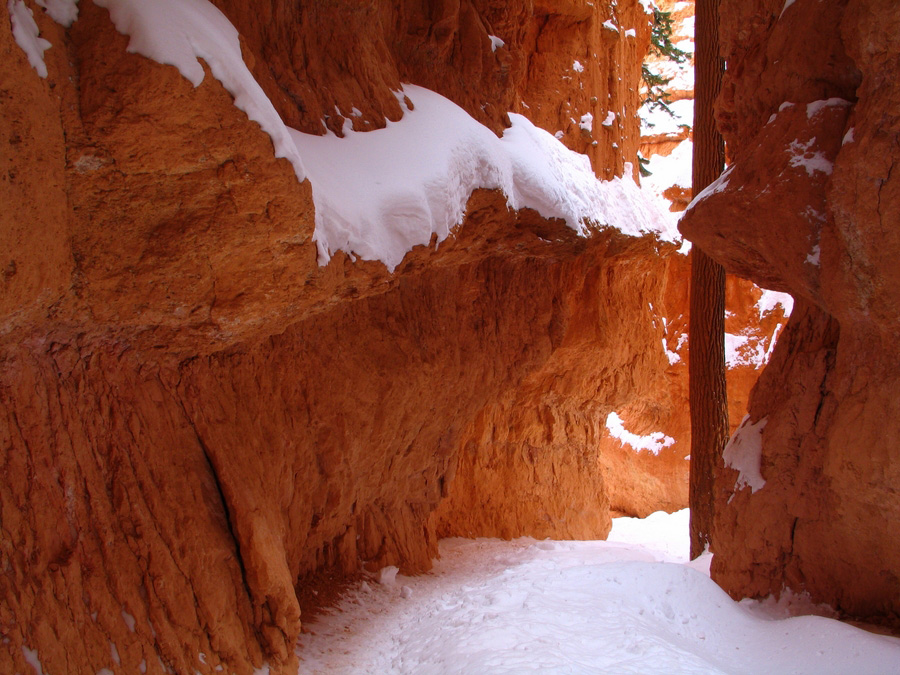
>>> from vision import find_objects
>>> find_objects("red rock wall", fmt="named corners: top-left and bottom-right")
top-left (680, 0), bottom-right (900, 626)
top-left (0, 1), bottom-right (791, 673)
top-left (2, 1), bottom-right (696, 673)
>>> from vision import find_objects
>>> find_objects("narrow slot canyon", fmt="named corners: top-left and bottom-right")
top-left (1, 0), bottom-right (899, 673)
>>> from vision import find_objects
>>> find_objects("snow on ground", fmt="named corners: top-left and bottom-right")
top-left (296, 510), bottom-right (900, 674)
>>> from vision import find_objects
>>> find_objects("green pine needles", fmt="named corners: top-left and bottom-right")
top-left (642, 8), bottom-right (692, 120)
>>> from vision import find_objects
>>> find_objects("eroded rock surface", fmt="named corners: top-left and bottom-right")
top-left (0, 2), bottom-right (682, 673)
top-left (680, 0), bottom-right (900, 627)
top-left (1, 1), bottom-right (783, 674)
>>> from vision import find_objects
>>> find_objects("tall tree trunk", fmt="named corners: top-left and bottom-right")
top-left (689, 0), bottom-right (728, 558)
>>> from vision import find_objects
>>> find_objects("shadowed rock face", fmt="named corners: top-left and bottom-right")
top-left (1, 0), bottom-right (781, 673)
top-left (680, 0), bottom-right (900, 627)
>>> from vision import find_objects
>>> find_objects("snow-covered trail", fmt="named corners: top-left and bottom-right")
top-left (296, 511), bottom-right (900, 674)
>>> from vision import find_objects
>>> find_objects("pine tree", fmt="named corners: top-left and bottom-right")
top-left (688, 0), bottom-right (728, 560)
top-left (642, 9), bottom-right (692, 121)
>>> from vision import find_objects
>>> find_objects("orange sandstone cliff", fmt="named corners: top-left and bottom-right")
top-left (2, 0), bottom-right (782, 673)
top-left (680, 0), bottom-right (900, 627)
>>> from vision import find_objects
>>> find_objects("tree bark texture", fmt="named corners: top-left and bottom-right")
top-left (689, 0), bottom-right (728, 558)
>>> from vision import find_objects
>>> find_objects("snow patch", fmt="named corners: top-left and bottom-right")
top-left (605, 412), bottom-right (675, 455)
top-left (780, 0), bottom-right (796, 18)
top-left (645, 139), bottom-right (692, 190)
top-left (663, 338), bottom-right (681, 365)
top-left (806, 98), bottom-right (850, 120)
top-left (723, 415), bottom-right (768, 494)
top-left (8, 0), bottom-right (51, 77)
top-left (121, 609), bottom-right (136, 632)
top-left (806, 243), bottom-right (821, 266)
top-left (488, 35), bottom-right (505, 52)
top-left (740, 588), bottom-right (838, 621)
top-left (93, 0), bottom-right (674, 272)
top-left (788, 138), bottom-right (833, 176)
top-left (35, 0), bottom-right (78, 26)
top-left (756, 289), bottom-right (794, 318)
top-left (377, 566), bottom-right (399, 586)
top-left (572, 59), bottom-right (584, 73)
top-left (686, 549), bottom-right (714, 576)
top-left (625, 28), bottom-right (637, 37)
top-left (602, 19), bottom-right (618, 33)
top-left (687, 164), bottom-right (733, 209)
top-left (22, 646), bottom-right (46, 675)
top-left (579, 112), bottom-right (593, 132)
top-left (842, 127), bottom-right (855, 145)
top-left (601, 110), bottom-right (616, 128)
top-left (725, 331), bottom-right (774, 368)
top-left (608, 509), bottom-right (691, 563)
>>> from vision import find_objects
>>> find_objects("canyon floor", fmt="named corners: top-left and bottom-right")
top-left (293, 510), bottom-right (900, 674)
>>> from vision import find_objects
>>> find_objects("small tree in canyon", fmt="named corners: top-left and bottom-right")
top-left (641, 8), bottom-right (692, 120)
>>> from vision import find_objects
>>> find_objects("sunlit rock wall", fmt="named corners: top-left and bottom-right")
top-left (0, 1), bottom-right (689, 673)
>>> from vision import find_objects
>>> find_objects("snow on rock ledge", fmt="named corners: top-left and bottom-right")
top-left (294, 87), bottom-right (675, 270)
top-left (605, 412), bottom-right (675, 456)
top-left (94, 0), bottom-right (674, 272)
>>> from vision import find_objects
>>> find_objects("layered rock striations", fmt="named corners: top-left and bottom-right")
top-left (680, 0), bottom-right (900, 627)
top-left (0, 1), bottom-right (685, 673)
top-left (2, 2), bottom-right (786, 675)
